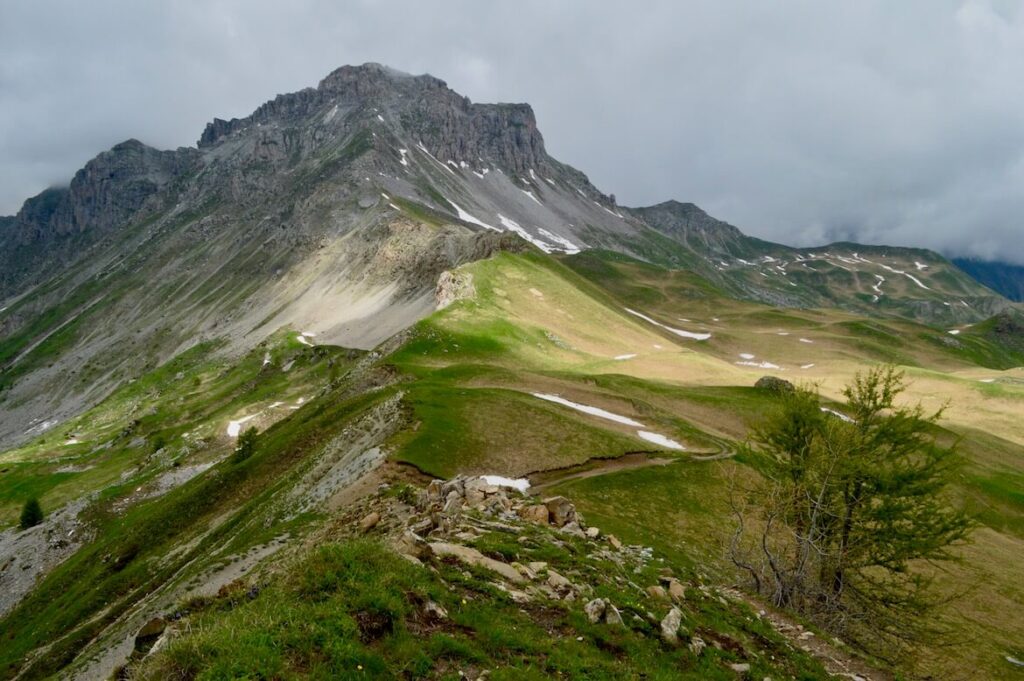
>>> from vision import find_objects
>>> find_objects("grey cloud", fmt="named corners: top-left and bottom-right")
top-left (2, 0), bottom-right (1023, 263)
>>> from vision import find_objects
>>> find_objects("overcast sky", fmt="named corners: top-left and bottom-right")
top-left (2, 0), bottom-right (1023, 262)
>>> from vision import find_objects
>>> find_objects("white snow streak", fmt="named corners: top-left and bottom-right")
top-left (623, 308), bottom-right (712, 341)
top-left (537, 227), bottom-right (582, 254)
top-left (450, 201), bottom-right (499, 231)
top-left (637, 431), bottom-right (685, 450)
top-left (736, 360), bottom-right (781, 369)
top-left (532, 393), bottom-right (644, 426)
top-left (227, 414), bottom-right (258, 437)
top-left (521, 189), bottom-right (543, 206)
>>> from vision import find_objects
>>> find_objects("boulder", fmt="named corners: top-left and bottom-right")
top-left (518, 504), bottom-right (549, 525)
top-left (729, 662), bottom-right (750, 673)
top-left (646, 585), bottom-right (669, 601)
top-left (754, 376), bottom-right (795, 395)
top-left (408, 516), bottom-right (434, 535)
top-left (559, 521), bottom-right (587, 538)
top-left (584, 526), bottom-right (601, 539)
top-left (429, 542), bottom-right (525, 584)
top-left (584, 598), bottom-right (607, 623)
top-left (543, 496), bottom-right (576, 527)
top-left (546, 569), bottom-right (574, 596)
top-left (136, 616), bottom-right (166, 640)
top-left (667, 578), bottom-right (686, 602)
top-left (134, 616), bottom-right (167, 653)
top-left (442, 494), bottom-right (463, 515)
top-left (392, 530), bottom-right (432, 561)
top-left (660, 607), bottom-right (683, 645)
top-left (359, 511), bottom-right (381, 532)
top-left (605, 603), bottom-right (624, 627)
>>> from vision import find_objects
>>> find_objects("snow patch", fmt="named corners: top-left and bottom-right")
top-left (801, 363), bottom-right (816, 369)
top-left (227, 414), bottom-right (258, 438)
top-left (521, 189), bottom-right (543, 206)
top-left (739, 353), bottom-right (756, 360)
top-left (481, 475), bottom-right (531, 492)
top-left (799, 338), bottom-right (814, 344)
top-left (497, 214), bottom-right (551, 250)
top-left (536, 228), bottom-right (582, 254)
top-left (376, 114), bottom-right (385, 122)
top-left (416, 141), bottom-right (456, 174)
top-left (624, 308), bottom-right (712, 341)
top-left (614, 354), bottom-right (637, 360)
top-left (398, 149), bottom-right (409, 166)
top-left (532, 393), bottom-right (644, 427)
top-left (736, 360), bottom-right (781, 369)
top-left (637, 431), bottom-right (685, 450)
top-left (948, 329), bottom-right (961, 335)
top-left (450, 201), bottom-right (499, 231)
top-left (879, 264), bottom-right (930, 290)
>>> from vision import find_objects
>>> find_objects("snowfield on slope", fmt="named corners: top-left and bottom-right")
top-left (624, 308), bottom-right (711, 340)
top-left (531, 393), bottom-right (686, 452)
top-left (532, 393), bottom-right (643, 426)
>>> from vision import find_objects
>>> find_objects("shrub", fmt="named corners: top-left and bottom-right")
top-left (232, 427), bottom-right (258, 463)
top-left (19, 498), bottom-right (44, 530)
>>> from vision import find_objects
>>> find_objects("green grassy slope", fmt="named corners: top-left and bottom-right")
top-left (2, 247), bottom-right (1022, 679)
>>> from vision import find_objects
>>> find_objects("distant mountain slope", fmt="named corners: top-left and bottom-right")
top-left (0, 63), bottom-right (1016, 451)
top-left (624, 201), bottom-right (1014, 325)
top-left (953, 258), bottom-right (1024, 302)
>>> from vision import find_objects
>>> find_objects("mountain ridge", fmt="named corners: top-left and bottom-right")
top-left (0, 62), bottom-right (1017, 452)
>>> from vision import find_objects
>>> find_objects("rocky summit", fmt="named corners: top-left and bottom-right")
top-left (1, 63), bottom-right (1023, 681)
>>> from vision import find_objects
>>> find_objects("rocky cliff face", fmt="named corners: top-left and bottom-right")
top-left (198, 64), bottom-right (546, 175)
top-left (0, 140), bottom-right (198, 296)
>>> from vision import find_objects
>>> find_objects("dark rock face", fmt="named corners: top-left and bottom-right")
top-left (0, 140), bottom-right (198, 296)
top-left (197, 62), bottom-right (546, 175)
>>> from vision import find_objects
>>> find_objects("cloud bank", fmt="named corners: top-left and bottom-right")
top-left (2, 0), bottom-right (1023, 262)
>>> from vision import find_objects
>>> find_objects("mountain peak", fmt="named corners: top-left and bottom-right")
top-left (317, 62), bottom-right (447, 94)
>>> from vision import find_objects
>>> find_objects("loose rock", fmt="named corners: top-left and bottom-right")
top-left (359, 511), bottom-right (381, 532)
top-left (660, 607), bottom-right (683, 645)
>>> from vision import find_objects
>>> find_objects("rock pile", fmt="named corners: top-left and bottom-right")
top-left (351, 474), bottom-right (725, 654)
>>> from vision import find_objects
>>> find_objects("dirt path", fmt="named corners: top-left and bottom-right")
top-left (528, 452), bottom-right (677, 491)
top-left (526, 447), bottom-right (737, 492)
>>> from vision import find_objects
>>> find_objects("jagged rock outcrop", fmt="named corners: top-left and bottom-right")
top-left (0, 140), bottom-right (198, 295)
